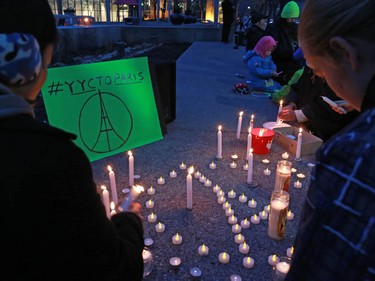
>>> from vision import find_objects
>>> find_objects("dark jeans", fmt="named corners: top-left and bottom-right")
top-left (221, 22), bottom-right (232, 43)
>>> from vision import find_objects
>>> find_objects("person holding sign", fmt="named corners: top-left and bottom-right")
top-left (0, 1), bottom-right (144, 280)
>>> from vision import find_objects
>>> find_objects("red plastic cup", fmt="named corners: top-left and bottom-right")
top-left (251, 128), bottom-right (275, 154)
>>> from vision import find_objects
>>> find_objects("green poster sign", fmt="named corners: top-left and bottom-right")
top-left (42, 57), bottom-right (163, 162)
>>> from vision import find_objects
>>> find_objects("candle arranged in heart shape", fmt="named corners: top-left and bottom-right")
top-left (218, 196), bottom-right (226, 204)
top-left (250, 214), bottom-right (260, 224)
top-left (228, 215), bottom-right (238, 225)
top-left (248, 198), bottom-right (257, 208)
top-left (213, 184), bottom-right (221, 193)
top-left (239, 194), bottom-right (248, 203)
top-left (179, 162), bottom-right (187, 170)
top-left (219, 252), bottom-right (230, 264)
top-left (147, 186), bottom-right (155, 195)
top-left (232, 223), bottom-right (242, 234)
top-left (225, 207), bottom-right (234, 217)
top-left (243, 257), bottom-right (255, 269)
top-left (241, 218), bottom-right (250, 229)
top-left (239, 242), bottom-right (250, 254)
top-left (198, 244), bottom-right (209, 256)
top-left (223, 202), bottom-right (231, 210)
top-left (234, 233), bottom-right (245, 244)
top-left (157, 176), bottom-right (165, 185)
top-left (147, 212), bottom-right (157, 223)
top-left (155, 222), bottom-right (165, 233)
top-left (146, 199), bottom-right (154, 209)
top-left (268, 254), bottom-right (279, 266)
top-left (209, 162), bottom-right (216, 169)
top-left (287, 246), bottom-right (294, 258)
top-left (228, 190), bottom-right (236, 199)
top-left (169, 170), bottom-right (177, 178)
top-left (172, 233), bottom-right (183, 245)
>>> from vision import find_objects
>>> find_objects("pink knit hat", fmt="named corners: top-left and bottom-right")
top-left (254, 36), bottom-right (277, 58)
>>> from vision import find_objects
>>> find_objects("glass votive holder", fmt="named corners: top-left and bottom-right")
top-left (272, 256), bottom-right (291, 281)
top-left (143, 247), bottom-right (154, 277)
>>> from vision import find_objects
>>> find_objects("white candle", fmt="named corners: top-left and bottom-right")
top-left (194, 171), bottom-right (201, 178)
top-left (249, 114), bottom-right (254, 131)
top-left (240, 218), bottom-right (250, 229)
top-left (187, 166), bottom-right (194, 209)
top-left (247, 127), bottom-right (252, 159)
top-left (155, 222), bottom-right (165, 233)
top-left (223, 202), bottom-right (231, 210)
top-left (239, 194), bottom-right (248, 203)
top-left (250, 214), bottom-right (260, 224)
top-left (228, 190), bottom-right (236, 199)
top-left (169, 257), bottom-right (181, 267)
top-left (232, 223), bottom-right (242, 234)
top-left (264, 205), bottom-right (271, 213)
top-left (291, 168), bottom-right (297, 173)
top-left (147, 186), bottom-right (155, 195)
top-left (144, 237), bottom-right (154, 247)
top-left (234, 233), bottom-right (245, 244)
top-left (169, 170), bottom-right (177, 178)
top-left (286, 246), bottom-right (294, 258)
top-left (268, 199), bottom-right (289, 240)
top-left (262, 159), bottom-right (270, 164)
top-left (217, 190), bottom-right (225, 197)
top-left (259, 210), bottom-right (268, 220)
top-left (225, 207), bottom-right (234, 217)
top-left (172, 233), bottom-right (183, 245)
top-left (107, 166), bottom-right (118, 205)
top-left (243, 163), bottom-right (248, 170)
top-left (199, 174), bottom-right (205, 183)
top-left (101, 185), bottom-right (111, 218)
top-left (204, 179), bottom-right (212, 187)
top-left (239, 242), bottom-right (250, 254)
top-left (248, 199), bottom-right (257, 208)
top-left (228, 215), bottom-right (238, 225)
top-left (146, 199), bottom-right (154, 209)
top-left (179, 162), bottom-right (186, 170)
top-left (218, 252), bottom-right (230, 264)
top-left (247, 148), bottom-right (253, 185)
top-left (157, 176), bottom-right (165, 185)
top-left (268, 254), bottom-right (279, 266)
top-left (282, 152), bottom-right (289, 159)
top-left (110, 201), bottom-right (117, 216)
top-left (120, 184), bottom-right (144, 211)
top-left (198, 244), bottom-right (209, 256)
top-left (275, 261), bottom-right (291, 278)
top-left (217, 125), bottom-right (222, 158)
top-left (274, 161), bottom-right (292, 192)
top-left (236, 111), bottom-right (244, 139)
top-left (276, 100), bottom-right (283, 123)
top-left (230, 161), bottom-right (237, 169)
top-left (243, 257), bottom-right (254, 269)
top-left (296, 128), bottom-right (303, 160)
top-left (128, 151), bottom-right (134, 187)
top-left (218, 196), bottom-right (226, 204)
top-left (209, 162), bottom-right (216, 169)
top-left (297, 173), bottom-right (305, 179)
top-left (190, 267), bottom-right (202, 277)
top-left (147, 212), bottom-right (157, 223)
top-left (294, 180), bottom-right (302, 188)
top-left (263, 168), bottom-right (271, 176)
top-left (213, 184), bottom-right (221, 193)
top-left (287, 210), bottom-right (294, 220)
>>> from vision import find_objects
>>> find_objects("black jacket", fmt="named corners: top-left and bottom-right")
top-left (245, 24), bottom-right (267, 52)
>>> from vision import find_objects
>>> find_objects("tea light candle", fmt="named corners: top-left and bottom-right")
top-left (287, 246), bottom-right (294, 258)
top-left (263, 168), bottom-right (271, 176)
top-left (236, 111), bottom-right (244, 139)
top-left (275, 260), bottom-right (291, 278)
top-left (213, 184), bottom-right (221, 193)
top-left (239, 242), bottom-right (250, 254)
top-left (147, 186), bottom-right (155, 195)
top-left (228, 215), bottom-right (238, 225)
top-left (194, 171), bottom-right (201, 178)
top-left (155, 222), bottom-right (165, 233)
top-left (232, 223), bottom-right (242, 234)
top-left (268, 254), bottom-right (279, 266)
top-left (217, 190), bottom-right (225, 197)
top-left (199, 175), bottom-right (206, 183)
top-left (190, 267), bottom-right (202, 277)
top-left (243, 257), bottom-right (254, 269)
top-left (209, 162), bottom-right (217, 169)
top-left (243, 163), bottom-right (248, 170)
top-left (230, 275), bottom-right (242, 281)
top-left (225, 207), bottom-right (234, 217)
top-left (235, 233), bottom-right (245, 244)
top-left (169, 257), bottom-right (181, 267)
top-left (291, 168), bottom-right (297, 173)
top-left (294, 180), bottom-right (302, 188)
top-left (287, 210), bottom-right (294, 220)
top-left (198, 244), bottom-right (209, 256)
top-left (218, 196), bottom-right (226, 204)
top-left (264, 205), bottom-right (271, 213)
top-left (219, 252), bottom-right (230, 264)
top-left (240, 218), bottom-right (250, 229)
top-left (248, 199), bottom-right (257, 208)
top-left (297, 173), bottom-right (305, 179)
top-left (147, 212), bottom-right (157, 223)
top-left (169, 170), bottom-right (177, 178)
top-left (146, 199), bottom-right (154, 209)
top-left (228, 190), bottom-right (236, 199)
top-left (179, 162), bottom-right (186, 170)
top-left (144, 237), bottom-right (154, 247)
top-left (223, 202), bottom-right (232, 210)
top-left (250, 214), bottom-right (260, 224)
top-left (172, 233), bottom-right (183, 245)
top-left (282, 152), bottom-right (290, 159)
top-left (239, 194), bottom-right (248, 203)
top-left (231, 154), bottom-right (239, 160)
top-left (204, 179), bottom-right (212, 187)
top-left (230, 161), bottom-right (237, 169)
top-left (262, 159), bottom-right (270, 164)
top-left (157, 176), bottom-right (165, 185)
top-left (259, 210), bottom-right (268, 220)
top-left (217, 125), bottom-right (223, 159)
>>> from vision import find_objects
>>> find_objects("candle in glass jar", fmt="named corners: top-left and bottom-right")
top-left (228, 215), bottom-right (238, 225)
top-left (172, 233), bottom-right (183, 245)
top-left (146, 199), bottom-right (154, 209)
top-left (232, 223), bottom-right (242, 234)
top-left (248, 198), bottom-right (257, 208)
top-left (217, 125), bottom-right (223, 159)
top-left (198, 244), bottom-right (209, 256)
top-left (274, 160), bottom-right (292, 192)
top-left (251, 214), bottom-right (260, 224)
top-left (147, 186), bottom-right (155, 195)
top-left (236, 111), bottom-right (244, 139)
top-left (228, 190), bottom-right (236, 198)
top-left (218, 252), bottom-right (230, 264)
top-left (239, 242), bottom-right (250, 254)
top-left (239, 194), bottom-right (248, 203)
top-left (169, 170), bottom-right (177, 178)
top-left (243, 257), bottom-right (254, 269)
top-left (268, 191), bottom-right (290, 240)
top-left (240, 218), bottom-right (250, 229)
top-left (147, 212), bottom-right (157, 223)
top-left (155, 222), bottom-right (165, 233)
top-left (234, 233), bottom-right (245, 244)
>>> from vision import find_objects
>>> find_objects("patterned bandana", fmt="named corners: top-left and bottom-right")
top-left (0, 33), bottom-right (42, 86)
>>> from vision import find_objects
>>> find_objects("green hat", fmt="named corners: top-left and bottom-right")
top-left (281, 1), bottom-right (300, 19)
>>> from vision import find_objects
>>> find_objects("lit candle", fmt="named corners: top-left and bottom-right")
top-left (240, 218), bottom-right (250, 229)
top-left (213, 184), bottom-right (221, 193)
top-left (217, 125), bottom-right (222, 159)
top-left (230, 161), bottom-right (237, 169)
top-left (172, 233), bottom-right (183, 245)
top-left (218, 252), bottom-right (230, 264)
top-left (120, 185), bottom-right (144, 211)
top-left (217, 190), bottom-right (225, 197)
top-left (268, 254), bottom-right (279, 266)
top-left (218, 196), bottom-right (226, 204)
top-left (286, 246), bottom-right (294, 258)
top-left (239, 194), bottom-right (248, 203)
top-left (234, 233), bottom-right (245, 244)
top-left (247, 127), bottom-right (252, 159)
top-left (198, 244), bottom-right (209, 256)
top-left (232, 223), bottom-right (242, 234)
top-left (209, 162), bottom-right (216, 169)
top-left (179, 162), bottom-right (187, 170)
top-left (291, 168), bottom-right (297, 173)
top-left (223, 202), bottom-right (231, 210)
top-left (287, 210), bottom-right (294, 220)
top-left (231, 154), bottom-right (239, 160)
top-left (296, 128), bottom-right (303, 160)
top-left (250, 214), bottom-right (260, 224)
top-left (155, 222), bottom-right (165, 233)
top-left (247, 148), bottom-right (253, 185)
top-left (248, 199), bottom-right (257, 208)
top-left (199, 174), bottom-right (206, 183)
top-left (225, 207), bottom-right (234, 217)
top-left (282, 152), bottom-right (289, 159)
top-left (236, 111), bottom-right (244, 139)
top-left (268, 192), bottom-right (290, 240)
top-left (228, 190), bottom-right (236, 199)
top-left (146, 199), bottom-right (154, 209)
top-left (274, 160), bottom-right (292, 192)
top-left (147, 186), bottom-right (155, 195)
top-left (194, 171), bottom-right (201, 178)
top-left (228, 215), bottom-right (238, 225)
top-left (110, 201), bottom-right (117, 216)
top-left (101, 185), bottom-right (110, 218)
top-left (239, 242), bottom-right (250, 254)
top-left (144, 237), bottom-right (154, 247)
top-left (169, 257), bottom-right (181, 267)
top-left (264, 205), bottom-right (271, 213)
top-left (169, 170), bottom-right (177, 178)
top-left (147, 212), bottom-right (157, 223)
top-left (263, 168), bottom-right (271, 176)
top-left (190, 267), bottom-right (202, 277)
top-left (249, 114), bottom-right (254, 131)
top-left (157, 176), bottom-right (165, 185)
top-left (297, 173), bottom-right (305, 179)
top-left (293, 180), bottom-right (302, 188)
top-left (204, 179), bottom-right (212, 187)
top-left (243, 257), bottom-right (254, 269)
top-left (243, 163), bottom-right (248, 170)
top-left (187, 166), bottom-right (194, 210)
top-left (128, 151), bottom-right (134, 187)
top-left (259, 210), bottom-right (268, 220)
top-left (262, 159), bottom-right (270, 164)
top-left (275, 259), bottom-right (291, 278)
top-left (276, 100), bottom-right (283, 123)
top-left (107, 166), bottom-right (118, 204)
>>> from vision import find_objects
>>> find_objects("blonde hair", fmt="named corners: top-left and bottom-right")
top-left (299, 0), bottom-right (375, 59)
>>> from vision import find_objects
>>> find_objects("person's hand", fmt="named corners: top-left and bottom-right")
top-left (331, 100), bottom-right (354, 114)
top-left (282, 103), bottom-right (296, 111)
top-left (128, 202), bottom-right (143, 220)
top-left (271, 70), bottom-right (283, 77)
top-left (278, 108), bottom-right (297, 121)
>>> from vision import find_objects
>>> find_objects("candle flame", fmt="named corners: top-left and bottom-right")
top-left (231, 215), bottom-right (235, 220)
top-left (291, 246), bottom-right (294, 253)
top-left (251, 114), bottom-right (254, 120)
top-left (299, 127), bottom-right (303, 133)
top-left (218, 125), bottom-right (222, 131)
top-left (228, 207), bottom-right (232, 212)
top-left (107, 165), bottom-right (112, 172)
top-left (110, 201), bottom-right (115, 210)
top-left (235, 224), bottom-right (238, 229)
top-left (128, 151), bottom-right (132, 157)
top-left (238, 234), bottom-right (242, 239)
top-left (250, 148), bottom-right (253, 154)
top-left (175, 233), bottom-right (179, 239)
top-left (280, 100), bottom-right (283, 106)
top-left (188, 166), bottom-right (194, 174)
top-left (251, 199), bottom-right (255, 204)
top-left (243, 242), bottom-right (247, 247)
top-left (247, 257), bottom-right (251, 263)
top-left (288, 210), bottom-right (292, 215)
top-left (223, 253), bottom-right (227, 259)
top-left (244, 218), bottom-right (248, 223)
top-left (202, 244), bottom-right (206, 250)
top-left (254, 214), bottom-right (258, 219)
top-left (101, 185), bottom-right (107, 190)
top-left (262, 210), bottom-right (266, 215)
top-left (272, 255), bottom-right (277, 261)
top-left (241, 194), bottom-right (245, 199)
top-left (133, 185), bottom-right (144, 193)
top-left (151, 212), bottom-right (155, 218)
top-left (225, 202), bottom-right (229, 207)
top-left (148, 199), bottom-right (152, 204)
top-left (259, 128), bottom-right (267, 137)
top-left (157, 222), bottom-right (162, 228)
top-left (239, 111), bottom-right (244, 117)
